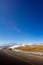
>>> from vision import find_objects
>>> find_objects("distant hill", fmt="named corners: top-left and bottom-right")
top-left (16, 44), bottom-right (43, 52)
top-left (0, 42), bottom-right (17, 48)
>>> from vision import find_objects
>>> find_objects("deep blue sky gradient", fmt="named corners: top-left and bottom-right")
top-left (0, 0), bottom-right (43, 45)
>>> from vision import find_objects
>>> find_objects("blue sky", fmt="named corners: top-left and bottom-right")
top-left (0, 0), bottom-right (43, 45)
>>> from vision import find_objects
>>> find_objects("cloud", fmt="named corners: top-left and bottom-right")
top-left (0, 21), bottom-right (21, 33)
top-left (13, 26), bottom-right (21, 33)
top-left (10, 22), bottom-right (21, 33)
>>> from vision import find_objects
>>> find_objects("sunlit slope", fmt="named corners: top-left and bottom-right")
top-left (16, 45), bottom-right (43, 52)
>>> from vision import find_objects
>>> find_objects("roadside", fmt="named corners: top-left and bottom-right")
top-left (3, 48), bottom-right (43, 65)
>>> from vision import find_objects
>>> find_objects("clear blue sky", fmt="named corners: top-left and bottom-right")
top-left (0, 0), bottom-right (43, 45)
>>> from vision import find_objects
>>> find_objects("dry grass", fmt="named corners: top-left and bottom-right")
top-left (15, 45), bottom-right (43, 52)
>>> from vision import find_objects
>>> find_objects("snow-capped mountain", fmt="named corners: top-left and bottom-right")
top-left (9, 44), bottom-right (26, 49)
top-left (0, 42), bottom-right (17, 48)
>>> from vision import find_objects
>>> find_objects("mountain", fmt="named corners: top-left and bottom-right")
top-left (0, 42), bottom-right (18, 48)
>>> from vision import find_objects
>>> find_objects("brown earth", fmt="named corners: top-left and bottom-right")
top-left (16, 45), bottom-right (43, 52)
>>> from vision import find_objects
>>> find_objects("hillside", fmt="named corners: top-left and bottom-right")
top-left (15, 45), bottom-right (43, 52)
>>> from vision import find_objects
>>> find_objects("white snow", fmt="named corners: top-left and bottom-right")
top-left (9, 44), bottom-right (26, 49)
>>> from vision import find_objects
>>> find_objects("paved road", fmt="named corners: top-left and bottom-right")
top-left (0, 49), bottom-right (43, 65)
top-left (0, 49), bottom-right (31, 65)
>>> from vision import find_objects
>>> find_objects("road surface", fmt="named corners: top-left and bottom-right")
top-left (0, 49), bottom-right (31, 65)
top-left (0, 49), bottom-right (43, 65)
